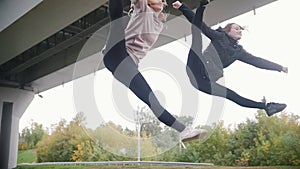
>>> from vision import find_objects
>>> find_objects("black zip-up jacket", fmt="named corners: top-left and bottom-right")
top-left (179, 4), bottom-right (283, 81)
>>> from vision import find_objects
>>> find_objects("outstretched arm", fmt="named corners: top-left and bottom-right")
top-left (239, 50), bottom-right (288, 73)
top-left (172, 1), bottom-right (195, 23)
top-left (172, 1), bottom-right (222, 40)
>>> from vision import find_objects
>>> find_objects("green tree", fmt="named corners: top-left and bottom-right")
top-left (252, 111), bottom-right (300, 166)
top-left (227, 118), bottom-right (258, 166)
top-left (36, 112), bottom-right (94, 162)
top-left (19, 122), bottom-right (45, 150)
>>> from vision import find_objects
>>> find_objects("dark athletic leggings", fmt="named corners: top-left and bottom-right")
top-left (186, 5), bottom-right (266, 110)
top-left (103, 0), bottom-right (186, 132)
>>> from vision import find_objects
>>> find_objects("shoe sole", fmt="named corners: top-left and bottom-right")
top-left (181, 131), bottom-right (207, 142)
top-left (182, 134), bottom-right (201, 142)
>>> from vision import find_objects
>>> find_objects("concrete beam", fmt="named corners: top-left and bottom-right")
top-left (0, 0), bottom-right (42, 32)
top-left (0, 0), bottom-right (107, 65)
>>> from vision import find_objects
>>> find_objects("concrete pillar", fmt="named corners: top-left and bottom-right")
top-left (0, 102), bottom-right (13, 169)
top-left (0, 87), bottom-right (34, 169)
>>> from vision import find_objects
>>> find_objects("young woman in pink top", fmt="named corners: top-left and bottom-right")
top-left (103, 0), bottom-right (206, 143)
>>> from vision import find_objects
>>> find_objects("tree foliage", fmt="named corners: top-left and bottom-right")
top-left (36, 112), bottom-right (94, 162)
top-left (19, 122), bottom-right (45, 150)
top-left (32, 110), bottom-right (300, 166)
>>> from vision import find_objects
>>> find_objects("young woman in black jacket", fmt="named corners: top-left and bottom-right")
top-left (172, 0), bottom-right (288, 116)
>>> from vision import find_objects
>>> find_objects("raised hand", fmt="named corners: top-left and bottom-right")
top-left (281, 66), bottom-right (288, 73)
top-left (172, 1), bottom-right (182, 9)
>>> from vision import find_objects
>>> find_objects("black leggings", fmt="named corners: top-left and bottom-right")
top-left (103, 0), bottom-right (186, 132)
top-left (186, 5), bottom-right (266, 110)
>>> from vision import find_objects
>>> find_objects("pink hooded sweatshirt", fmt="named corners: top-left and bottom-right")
top-left (125, 0), bottom-right (164, 65)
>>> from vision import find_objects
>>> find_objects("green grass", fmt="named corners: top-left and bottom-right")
top-left (17, 149), bottom-right (36, 164)
top-left (15, 149), bottom-right (299, 169)
top-left (14, 165), bottom-right (300, 169)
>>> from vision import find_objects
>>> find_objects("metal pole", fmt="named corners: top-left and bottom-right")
top-left (137, 121), bottom-right (141, 163)
top-left (136, 105), bottom-right (141, 164)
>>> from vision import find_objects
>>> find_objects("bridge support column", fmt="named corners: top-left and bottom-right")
top-left (0, 87), bottom-right (34, 169)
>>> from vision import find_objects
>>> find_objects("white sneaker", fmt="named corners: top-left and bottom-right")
top-left (180, 127), bottom-right (207, 143)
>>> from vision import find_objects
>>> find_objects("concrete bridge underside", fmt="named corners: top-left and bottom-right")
top-left (0, 0), bottom-right (277, 168)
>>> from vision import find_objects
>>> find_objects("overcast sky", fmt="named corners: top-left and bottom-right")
top-left (20, 0), bottom-right (300, 132)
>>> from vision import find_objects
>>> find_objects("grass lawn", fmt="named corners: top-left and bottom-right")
top-left (17, 149), bottom-right (36, 164)
top-left (16, 150), bottom-right (299, 169)
top-left (14, 165), bottom-right (300, 169)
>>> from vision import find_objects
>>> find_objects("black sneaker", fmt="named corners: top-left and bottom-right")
top-left (265, 102), bottom-right (287, 116)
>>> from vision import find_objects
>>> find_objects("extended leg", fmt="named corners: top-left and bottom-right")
top-left (197, 79), bottom-right (266, 109)
top-left (112, 57), bottom-right (186, 132)
top-left (190, 3), bottom-right (205, 55)
top-left (104, 0), bottom-right (127, 62)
